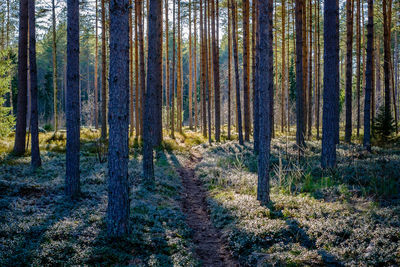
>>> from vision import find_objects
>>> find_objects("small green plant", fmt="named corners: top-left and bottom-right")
top-left (43, 123), bottom-right (54, 132)
top-left (372, 106), bottom-right (396, 143)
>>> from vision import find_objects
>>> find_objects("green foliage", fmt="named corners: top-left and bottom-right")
top-left (0, 50), bottom-right (15, 137)
top-left (373, 105), bottom-right (396, 142)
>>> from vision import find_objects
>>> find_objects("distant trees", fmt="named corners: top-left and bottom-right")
top-left (107, 0), bottom-right (130, 237)
top-left (65, 0), bottom-right (80, 198)
top-left (321, 0), bottom-right (339, 168)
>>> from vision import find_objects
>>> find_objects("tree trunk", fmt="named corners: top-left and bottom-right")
top-left (243, 0), bottom-right (251, 141)
top-left (135, 0), bottom-right (140, 138)
top-left (165, 0), bottom-right (169, 132)
top-left (94, 0), bottom-right (99, 129)
top-left (206, 0), bottom-right (212, 144)
top-left (107, 0), bottom-right (130, 237)
top-left (101, 0), bottom-right (107, 139)
top-left (252, 0), bottom-right (259, 152)
top-left (200, 0), bottom-right (207, 137)
top-left (364, 0), bottom-right (373, 151)
top-left (28, 0), bottom-right (41, 169)
top-left (177, 0), bottom-right (182, 133)
top-left (212, 0), bottom-right (220, 141)
top-left (281, 0), bottom-right (286, 133)
top-left (14, 0), bottom-right (28, 156)
top-left (138, 0), bottom-right (145, 137)
top-left (345, 0), bottom-right (354, 143)
top-left (66, 0), bottom-right (80, 198)
top-left (257, 0), bottom-right (273, 205)
top-left (316, 0), bottom-right (321, 139)
top-left (189, 0), bottom-right (193, 130)
top-left (52, 0), bottom-right (58, 132)
top-left (194, 5), bottom-right (198, 131)
top-left (356, 0), bottom-right (361, 137)
top-left (307, 0), bottom-right (312, 139)
top-left (171, 0), bottom-right (176, 138)
top-left (321, 0), bottom-right (339, 168)
top-left (295, 0), bottom-right (305, 150)
top-left (383, 0), bottom-right (392, 124)
top-left (231, 0), bottom-right (243, 145)
top-left (129, 0), bottom-right (134, 137)
top-left (143, 0), bottom-right (162, 179)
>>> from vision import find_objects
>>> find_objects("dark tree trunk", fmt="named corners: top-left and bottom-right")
top-left (171, 0), bottom-right (176, 138)
top-left (138, 0), bottom-right (145, 137)
top-left (345, 0), bottom-right (354, 143)
top-left (52, 0), bottom-right (58, 132)
top-left (14, 0), bottom-right (28, 156)
top-left (243, 0), bottom-right (251, 141)
top-left (321, 0), bottom-right (339, 168)
top-left (28, 0), bottom-right (41, 169)
top-left (212, 0), bottom-right (220, 142)
top-left (107, 0), bottom-right (130, 237)
top-left (295, 0), bottom-right (305, 150)
top-left (66, 0), bottom-right (80, 198)
top-left (200, 0), bottom-right (207, 137)
top-left (364, 0), bottom-right (373, 151)
top-left (257, 0), bottom-right (273, 205)
top-left (143, 0), bottom-right (162, 179)
top-left (383, 0), bottom-right (392, 122)
top-left (356, 0), bottom-right (361, 137)
top-left (228, 0), bottom-right (232, 140)
top-left (253, 0), bottom-right (259, 153)
top-left (231, 0), bottom-right (243, 145)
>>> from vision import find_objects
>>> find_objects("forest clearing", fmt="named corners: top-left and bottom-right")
top-left (0, 0), bottom-right (400, 265)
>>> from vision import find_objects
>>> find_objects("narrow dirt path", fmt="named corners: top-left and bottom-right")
top-left (178, 150), bottom-right (238, 267)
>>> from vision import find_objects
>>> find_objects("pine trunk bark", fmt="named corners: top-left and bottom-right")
top-left (52, 0), bottom-right (58, 132)
top-left (101, 0), bottom-right (107, 139)
top-left (243, 0), bottom-right (251, 141)
top-left (364, 0), bottom-right (373, 151)
top-left (66, 0), bottom-right (80, 198)
top-left (345, 0), bottom-right (354, 143)
top-left (14, 0), bottom-right (28, 156)
top-left (321, 0), bottom-right (339, 168)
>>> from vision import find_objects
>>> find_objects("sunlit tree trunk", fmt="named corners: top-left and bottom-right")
top-left (232, 0), bottom-right (243, 145)
top-left (212, 0), bottom-right (220, 141)
top-left (94, 0), bottom-right (99, 129)
top-left (138, 0), bottom-right (145, 137)
top-left (177, 0), bottom-right (182, 133)
top-left (189, 0), bottom-right (193, 130)
top-left (165, 0), bottom-right (169, 132)
top-left (129, 0), bottom-right (134, 137)
top-left (356, 0), bottom-right (361, 137)
top-left (200, 0), bottom-right (207, 137)
top-left (252, 0), bottom-right (258, 152)
top-left (228, 0), bottom-right (232, 140)
top-left (281, 0), bottom-right (286, 133)
top-left (194, 5), bottom-right (198, 131)
top-left (307, 0), bottom-right (312, 139)
top-left (171, 0), bottom-right (176, 138)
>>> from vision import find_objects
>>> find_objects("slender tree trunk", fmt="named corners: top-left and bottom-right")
top-left (66, 0), bottom-right (80, 198)
top-left (228, 0), bottom-right (232, 140)
top-left (243, 0), bottom-right (251, 141)
top-left (345, 0), bottom-right (354, 143)
top-left (135, 0), bottom-right (140, 138)
top-left (364, 0), bottom-right (373, 151)
top-left (252, 0), bottom-right (259, 152)
top-left (200, 0), bottom-right (207, 137)
top-left (52, 0), bottom-right (58, 132)
top-left (194, 5), bottom-right (198, 131)
top-left (383, 0), bottom-right (392, 124)
top-left (28, 0), bottom-right (41, 169)
top-left (295, 0), bottom-right (305, 150)
top-left (107, 0), bottom-right (130, 237)
top-left (171, 0), bottom-right (176, 138)
top-left (307, 0), bottom-right (312, 139)
top-left (101, 0), bottom-right (107, 139)
top-left (232, 0), bottom-right (243, 145)
top-left (138, 0), bottom-right (145, 137)
top-left (129, 0), bottom-right (134, 137)
top-left (14, 0), bottom-right (28, 156)
top-left (177, 0), bottom-right (182, 133)
top-left (356, 0), bottom-right (361, 137)
top-left (94, 0), bottom-right (99, 129)
top-left (212, 0), bottom-right (220, 141)
top-left (316, 0), bottom-right (321, 139)
top-left (375, 38), bottom-right (380, 114)
top-left (189, 0), bottom-right (193, 130)
top-left (257, 0), bottom-right (273, 205)
top-left (206, 0), bottom-right (212, 144)
top-left (321, 0), bottom-right (339, 168)
top-left (165, 0), bottom-right (169, 132)
top-left (281, 0), bottom-right (286, 133)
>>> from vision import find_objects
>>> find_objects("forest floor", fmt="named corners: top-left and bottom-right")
top-left (0, 128), bottom-right (399, 266)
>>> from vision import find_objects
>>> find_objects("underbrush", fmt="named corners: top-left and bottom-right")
top-left (195, 140), bottom-right (400, 266)
top-left (0, 149), bottom-right (198, 266)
